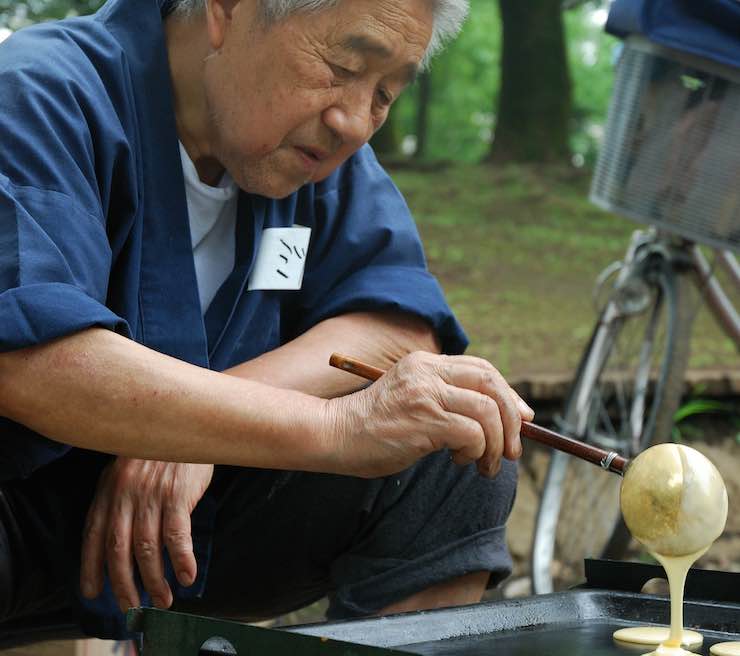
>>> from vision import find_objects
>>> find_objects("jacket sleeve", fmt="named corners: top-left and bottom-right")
top-left (0, 27), bottom-right (132, 352)
top-left (0, 26), bottom-right (131, 479)
top-left (0, 178), bottom-right (130, 351)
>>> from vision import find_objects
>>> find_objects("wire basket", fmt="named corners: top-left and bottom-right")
top-left (591, 37), bottom-right (740, 252)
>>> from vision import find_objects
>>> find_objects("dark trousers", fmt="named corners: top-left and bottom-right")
top-left (0, 449), bottom-right (517, 635)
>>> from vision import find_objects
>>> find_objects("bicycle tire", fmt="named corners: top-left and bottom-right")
top-left (531, 260), bottom-right (694, 594)
top-left (600, 263), bottom-right (697, 561)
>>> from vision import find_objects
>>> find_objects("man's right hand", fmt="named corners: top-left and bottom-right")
top-left (326, 351), bottom-right (534, 479)
top-left (79, 458), bottom-right (214, 612)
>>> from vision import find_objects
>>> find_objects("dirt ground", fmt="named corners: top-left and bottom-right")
top-left (504, 416), bottom-right (740, 599)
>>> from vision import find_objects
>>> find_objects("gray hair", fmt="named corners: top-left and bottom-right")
top-left (171, 0), bottom-right (469, 65)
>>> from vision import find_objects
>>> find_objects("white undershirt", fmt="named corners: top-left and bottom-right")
top-left (179, 142), bottom-right (238, 314)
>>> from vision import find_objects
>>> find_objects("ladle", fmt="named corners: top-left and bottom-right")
top-left (620, 442), bottom-right (727, 558)
top-left (330, 353), bottom-right (728, 555)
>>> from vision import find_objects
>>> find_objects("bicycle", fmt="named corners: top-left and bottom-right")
top-left (530, 34), bottom-right (740, 594)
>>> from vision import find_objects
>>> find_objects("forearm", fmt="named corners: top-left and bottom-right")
top-left (226, 311), bottom-right (441, 397)
top-left (0, 329), bottom-right (334, 470)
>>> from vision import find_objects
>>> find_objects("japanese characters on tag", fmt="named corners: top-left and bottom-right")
top-left (248, 225), bottom-right (311, 291)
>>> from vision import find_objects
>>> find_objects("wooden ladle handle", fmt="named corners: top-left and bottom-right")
top-left (329, 353), bottom-right (629, 475)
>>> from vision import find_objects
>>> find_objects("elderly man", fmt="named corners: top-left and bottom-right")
top-left (0, 0), bottom-right (533, 641)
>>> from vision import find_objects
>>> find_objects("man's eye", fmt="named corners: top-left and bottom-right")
top-left (376, 88), bottom-right (393, 107)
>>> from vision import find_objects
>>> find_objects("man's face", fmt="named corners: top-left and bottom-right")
top-left (202, 0), bottom-right (433, 198)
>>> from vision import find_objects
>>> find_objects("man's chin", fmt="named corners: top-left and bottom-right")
top-left (308, 169), bottom-right (334, 185)
top-left (263, 180), bottom-right (311, 199)
top-left (265, 168), bottom-right (334, 197)
top-left (239, 175), bottom-right (310, 199)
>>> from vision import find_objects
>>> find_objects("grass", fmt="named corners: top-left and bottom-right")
top-left (389, 162), bottom-right (738, 379)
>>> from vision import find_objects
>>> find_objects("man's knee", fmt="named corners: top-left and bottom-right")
top-left (377, 570), bottom-right (490, 615)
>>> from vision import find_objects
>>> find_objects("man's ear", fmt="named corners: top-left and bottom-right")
top-left (205, 0), bottom-right (240, 51)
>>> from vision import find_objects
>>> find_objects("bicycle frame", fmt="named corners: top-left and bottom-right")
top-left (566, 231), bottom-right (739, 450)
top-left (565, 230), bottom-right (677, 450)
top-left (689, 246), bottom-right (740, 346)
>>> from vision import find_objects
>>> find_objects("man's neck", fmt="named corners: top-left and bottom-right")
top-left (165, 14), bottom-right (225, 186)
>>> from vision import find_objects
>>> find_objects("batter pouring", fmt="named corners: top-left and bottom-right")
top-left (613, 444), bottom-right (728, 656)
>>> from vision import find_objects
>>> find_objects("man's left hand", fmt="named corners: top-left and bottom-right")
top-left (80, 458), bottom-right (214, 612)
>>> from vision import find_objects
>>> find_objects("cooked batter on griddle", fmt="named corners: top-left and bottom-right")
top-left (614, 626), bottom-right (703, 649)
top-left (711, 643), bottom-right (740, 656)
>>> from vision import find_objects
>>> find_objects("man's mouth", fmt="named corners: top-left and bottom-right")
top-left (295, 146), bottom-right (329, 163)
top-left (293, 146), bottom-right (329, 175)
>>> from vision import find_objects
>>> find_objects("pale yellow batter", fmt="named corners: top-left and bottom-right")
top-left (710, 643), bottom-right (740, 656)
top-left (611, 444), bottom-right (728, 656)
top-left (613, 548), bottom-right (706, 656)
top-left (613, 627), bottom-right (703, 648)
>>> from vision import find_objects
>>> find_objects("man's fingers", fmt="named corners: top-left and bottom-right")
top-left (440, 363), bottom-right (522, 463)
top-left (474, 394), bottom-right (505, 477)
top-left (442, 385), bottom-right (502, 473)
top-left (510, 388), bottom-right (535, 422)
top-left (162, 501), bottom-right (197, 589)
top-left (441, 354), bottom-right (535, 421)
top-left (435, 404), bottom-right (486, 465)
top-left (80, 486), bottom-right (110, 600)
top-left (133, 501), bottom-right (172, 609)
top-left (106, 495), bottom-right (140, 613)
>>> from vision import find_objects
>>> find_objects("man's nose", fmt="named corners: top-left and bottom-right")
top-left (322, 94), bottom-right (375, 149)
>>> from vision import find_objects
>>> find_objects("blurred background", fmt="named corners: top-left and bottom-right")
top-left (1, 0), bottom-right (738, 652)
top-left (3, 0), bottom-right (735, 373)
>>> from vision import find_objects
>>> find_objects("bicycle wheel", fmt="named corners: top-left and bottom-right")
top-left (531, 260), bottom-right (694, 594)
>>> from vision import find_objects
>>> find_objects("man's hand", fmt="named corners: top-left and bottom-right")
top-left (328, 352), bottom-right (534, 479)
top-left (80, 458), bottom-right (214, 612)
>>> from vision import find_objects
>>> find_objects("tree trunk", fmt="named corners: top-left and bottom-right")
top-left (414, 71), bottom-right (432, 159)
top-left (490, 0), bottom-right (572, 163)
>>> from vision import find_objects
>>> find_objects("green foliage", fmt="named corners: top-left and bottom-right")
top-left (392, 0), bottom-right (501, 162)
top-left (671, 398), bottom-right (740, 443)
top-left (564, 2), bottom-right (620, 165)
top-left (0, 0), bottom-right (103, 29)
top-left (391, 0), bottom-right (617, 164)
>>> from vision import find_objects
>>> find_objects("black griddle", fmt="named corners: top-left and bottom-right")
top-left (129, 560), bottom-right (740, 655)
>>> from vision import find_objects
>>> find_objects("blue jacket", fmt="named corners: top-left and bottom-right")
top-left (0, 0), bottom-right (467, 637)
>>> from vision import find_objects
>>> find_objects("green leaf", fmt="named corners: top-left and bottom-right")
top-left (673, 399), bottom-right (735, 424)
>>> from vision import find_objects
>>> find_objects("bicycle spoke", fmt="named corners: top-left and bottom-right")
top-left (597, 394), bottom-right (618, 442)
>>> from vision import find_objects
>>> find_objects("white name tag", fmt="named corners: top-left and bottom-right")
top-left (248, 225), bottom-right (311, 291)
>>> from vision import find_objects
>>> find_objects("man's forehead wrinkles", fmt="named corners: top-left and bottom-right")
top-left (337, 29), bottom-right (421, 84)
